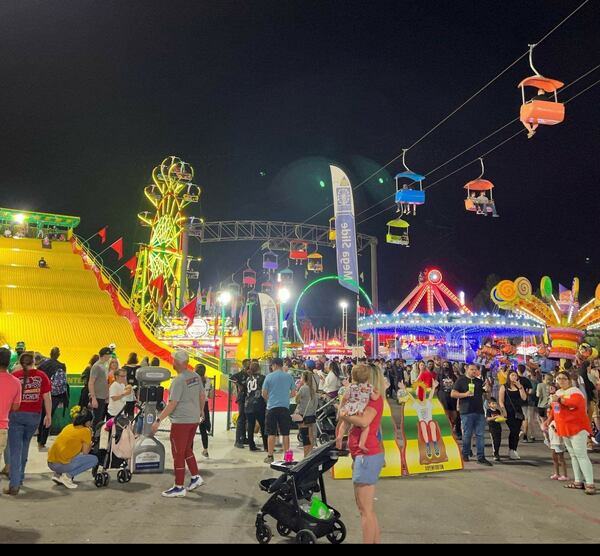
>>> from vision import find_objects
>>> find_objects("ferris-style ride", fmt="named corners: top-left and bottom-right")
top-left (131, 156), bottom-right (200, 327)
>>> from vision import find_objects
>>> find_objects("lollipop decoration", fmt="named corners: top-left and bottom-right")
top-left (491, 275), bottom-right (600, 360)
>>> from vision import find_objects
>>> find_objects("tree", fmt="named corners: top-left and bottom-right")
top-left (471, 274), bottom-right (502, 313)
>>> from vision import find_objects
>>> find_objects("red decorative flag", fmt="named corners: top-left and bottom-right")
top-left (124, 255), bottom-right (137, 277)
top-left (109, 237), bottom-right (124, 260)
top-left (97, 226), bottom-right (108, 244)
top-left (180, 297), bottom-right (197, 327)
top-left (150, 275), bottom-right (165, 297)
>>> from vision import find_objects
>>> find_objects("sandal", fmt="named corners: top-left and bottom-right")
top-left (564, 482), bottom-right (584, 490)
top-left (584, 484), bottom-right (596, 495)
top-left (550, 474), bottom-right (559, 480)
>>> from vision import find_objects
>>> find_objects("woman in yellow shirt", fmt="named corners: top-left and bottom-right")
top-left (47, 407), bottom-right (97, 489)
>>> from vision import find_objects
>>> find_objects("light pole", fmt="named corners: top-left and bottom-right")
top-left (339, 300), bottom-right (348, 345)
top-left (277, 287), bottom-right (290, 358)
top-left (217, 290), bottom-right (232, 372)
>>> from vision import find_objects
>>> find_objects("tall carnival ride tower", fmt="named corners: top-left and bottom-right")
top-left (131, 156), bottom-right (200, 328)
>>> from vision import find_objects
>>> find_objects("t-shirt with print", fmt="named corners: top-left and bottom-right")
top-left (0, 373), bottom-right (22, 429)
top-left (89, 361), bottom-right (109, 400)
top-left (169, 371), bottom-right (204, 424)
top-left (11, 369), bottom-right (51, 413)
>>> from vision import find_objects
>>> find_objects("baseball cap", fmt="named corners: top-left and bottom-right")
top-left (99, 347), bottom-right (112, 357)
top-left (306, 359), bottom-right (316, 370)
top-left (16, 341), bottom-right (26, 350)
top-left (173, 349), bottom-right (189, 363)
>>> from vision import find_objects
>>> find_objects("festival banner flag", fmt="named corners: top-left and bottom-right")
top-left (180, 296), bottom-right (198, 327)
top-left (97, 226), bottom-right (108, 244)
top-left (258, 293), bottom-right (279, 352)
top-left (150, 275), bottom-right (165, 297)
top-left (109, 237), bottom-right (124, 260)
top-left (331, 165), bottom-right (359, 293)
top-left (124, 255), bottom-right (137, 277)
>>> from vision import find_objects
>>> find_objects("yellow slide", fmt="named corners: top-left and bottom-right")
top-left (0, 237), bottom-right (219, 381)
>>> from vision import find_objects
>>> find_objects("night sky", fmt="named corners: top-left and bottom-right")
top-left (2, 1), bottom-right (599, 331)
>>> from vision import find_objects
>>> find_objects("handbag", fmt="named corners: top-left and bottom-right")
top-left (507, 388), bottom-right (525, 420)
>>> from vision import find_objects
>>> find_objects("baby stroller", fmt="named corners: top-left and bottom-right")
top-left (314, 396), bottom-right (338, 445)
top-left (91, 409), bottom-right (136, 487)
top-left (256, 441), bottom-right (348, 544)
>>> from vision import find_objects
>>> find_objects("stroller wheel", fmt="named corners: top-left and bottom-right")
top-left (318, 433), bottom-right (330, 445)
top-left (255, 524), bottom-right (272, 544)
top-left (117, 470), bottom-right (129, 483)
top-left (326, 519), bottom-right (346, 544)
top-left (123, 470), bottom-right (132, 483)
top-left (296, 529), bottom-right (317, 544)
top-left (276, 522), bottom-right (292, 537)
top-left (102, 472), bottom-right (110, 487)
top-left (94, 473), bottom-right (105, 488)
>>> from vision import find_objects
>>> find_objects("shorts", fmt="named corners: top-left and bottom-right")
top-left (537, 407), bottom-right (547, 418)
top-left (266, 407), bottom-right (292, 436)
top-left (352, 452), bottom-right (385, 485)
top-left (299, 426), bottom-right (311, 445)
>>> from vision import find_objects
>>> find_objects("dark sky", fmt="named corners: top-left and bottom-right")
top-left (2, 1), bottom-right (599, 330)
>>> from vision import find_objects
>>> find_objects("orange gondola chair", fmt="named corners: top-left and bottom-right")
top-left (518, 45), bottom-right (564, 138)
top-left (464, 159), bottom-right (499, 218)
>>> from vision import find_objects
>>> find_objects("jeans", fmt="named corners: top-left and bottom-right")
top-left (246, 411), bottom-right (267, 450)
top-left (48, 454), bottom-right (98, 479)
top-left (461, 412), bottom-right (486, 460)
top-left (92, 399), bottom-right (107, 430)
top-left (37, 395), bottom-right (64, 447)
top-left (8, 411), bottom-right (41, 488)
top-left (563, 429), bottom-right (594, 485)
top-left (235, 404), bottom-right (247, 445)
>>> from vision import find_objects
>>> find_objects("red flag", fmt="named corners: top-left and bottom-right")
top-left (109, 237), bottom-right (124, 260)
top-left (150, 275), bottom-right (165, 296)
top-left (180, 297), bottom-right (197, 326)
top-left (97, 226), bottom-right (108, 244)
top-left (124, 255), bottom-right (137, 277)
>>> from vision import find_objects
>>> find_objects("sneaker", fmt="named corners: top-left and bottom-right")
top-left (201, 450), bottom-right (209, 458)
top-left (162, 486), bottom-right (186, 498)
top-left (477, 458), bottom-right (493, 467)
top-left (249, 446), bottom-right (261, 452)
top-left (494, 454), bottom-right (501, 462)
top-left (51, 473), bottom-right (63, 485)
top-left (38, 443), bottom-right (48, 452)
top-left (264, 455), bottom-right (274, 464)
top-left (234, 443), bottom-right (245, 449)
top-left (58, 475), bottom-right (78, 489)
top-left (2, 486), bottom-right (19, 496)
top-left (509, 450), bottom-right (520, 460)
top-left (187, 475), bottom-right (205, 491)
top-left (463, 456), bottom-right (470, 462)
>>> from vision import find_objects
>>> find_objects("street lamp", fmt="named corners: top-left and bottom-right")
top-left (339, 300), bottom-right (349, 345)
top-left (217, 290), bottom-right (232, 372)
top-left (277, 287), bottom-right (291, 357)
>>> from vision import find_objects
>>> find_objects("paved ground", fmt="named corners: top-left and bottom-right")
top-left (1, 414), bottom-right (599, 544)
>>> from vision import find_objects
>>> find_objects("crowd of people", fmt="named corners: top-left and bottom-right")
top-left (1, 340), bottom-right (598, 541)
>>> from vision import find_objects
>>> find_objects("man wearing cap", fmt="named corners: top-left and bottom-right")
top-left (88, 347), bottom-right (112, 429)
top-left (8, 342), bottom-right (26, 372)
top-left (262, 357), bottom-right (296, 464)
top-left (152, 349), bottom-right (206, 497)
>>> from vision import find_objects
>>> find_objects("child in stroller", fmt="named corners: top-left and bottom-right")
top-left (91, 408), bottom-right (136, 487)
top-left (313, 395), bottom-right (338, 445)
top-left (256, 440), bottom-right (348, 544)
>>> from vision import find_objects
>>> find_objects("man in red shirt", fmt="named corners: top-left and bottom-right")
top-left (0, 348), bottom-right (22, 486)
top-left (5, 352), bottom-right (51, 495)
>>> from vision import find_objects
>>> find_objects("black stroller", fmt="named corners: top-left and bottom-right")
top-left (314, 396), bottom-right (338, 445)
top-left (91, 409), bottom-right (135, 487)
top-left (255, 441), bottom-right (348, 544)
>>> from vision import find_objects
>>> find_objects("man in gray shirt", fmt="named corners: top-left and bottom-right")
top-left (152, 349), bottom-right (206, 497)
top-left (88, 347), bottom-right (112, 429)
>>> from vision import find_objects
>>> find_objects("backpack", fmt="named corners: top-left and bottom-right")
top-left (51, 367), bottom-right (68, 396)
